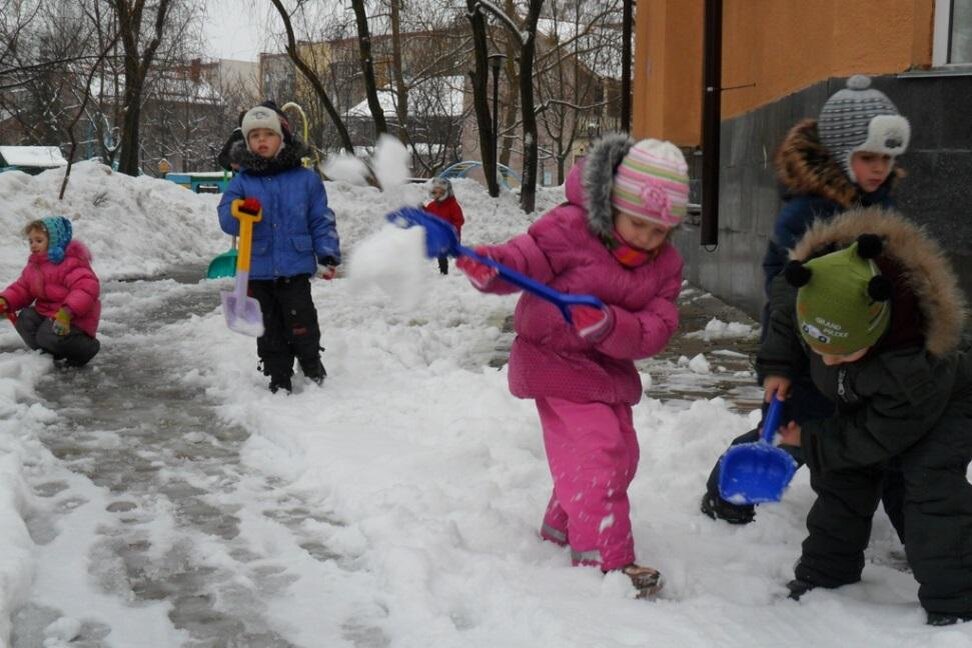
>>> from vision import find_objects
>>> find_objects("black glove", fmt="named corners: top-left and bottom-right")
top-left (319, 256), bottom-right (339, 267)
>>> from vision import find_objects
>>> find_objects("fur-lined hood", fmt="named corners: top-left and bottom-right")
top-left (790, 207), bottom-right (967, 356)
top-left (581, 132), bottom-right (634, 241)
top-left (229, 139), bottom-right (309, 176)
top-left (776, 119), bottom-right (902, 209)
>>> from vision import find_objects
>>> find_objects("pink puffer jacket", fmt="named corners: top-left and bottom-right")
top-left (1, 241), bottom-right (101, 337)
top-left (478, 167), bottom-right (682, 405)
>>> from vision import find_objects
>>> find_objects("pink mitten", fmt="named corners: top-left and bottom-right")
top-left (456, 251), bottom-right (498, 290)
top-left (571, 305), bottom-right (614, 342)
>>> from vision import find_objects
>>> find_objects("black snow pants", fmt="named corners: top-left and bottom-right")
top-left (249, 275), bottom-right (323, 382)
top-left (15, 306), bottom-right (100, 367)
top-left (794, 401), bottom-right (972, 617)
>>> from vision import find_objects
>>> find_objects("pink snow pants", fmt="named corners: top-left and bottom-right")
top-left (536, 396), bottom-right (639, 571)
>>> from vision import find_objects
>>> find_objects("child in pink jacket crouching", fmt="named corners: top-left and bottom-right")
top-left (457, 135), bottom-right (687, 597)
top-left (0, 216), bottom-right (101, 367)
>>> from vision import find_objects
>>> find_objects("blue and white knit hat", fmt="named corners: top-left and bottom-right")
top-left (817, 75), bottom-right (910, 184)
top-left (41, 216), bottom-right (73, 264)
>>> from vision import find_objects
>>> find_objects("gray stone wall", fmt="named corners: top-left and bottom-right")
top-left (676, 74), bottom-right (972, 319)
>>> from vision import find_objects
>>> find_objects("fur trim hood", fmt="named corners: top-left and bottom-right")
top-left (229, 139), bottom-right (309, 176)
top-left (582, 133), bottom-right (634, 240)
top-left (790, 207), bottom-right (967, 356)
top-left (775, 119), bottom-right (902, 209)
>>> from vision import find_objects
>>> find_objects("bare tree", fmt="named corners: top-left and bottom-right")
top-left (110, 0), bottom-right (177, 175)
top-left (476, 0), bottom-right (544, 213)
top-left (465, 0), bottom-right (499, 196)
top-left (350, 0), bottom-right (389, 136)
top-left (269, 0), bottom-right (354, 153)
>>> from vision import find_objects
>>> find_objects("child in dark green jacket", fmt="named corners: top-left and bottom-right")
top-left (758, 207), bottom-right (972, 626)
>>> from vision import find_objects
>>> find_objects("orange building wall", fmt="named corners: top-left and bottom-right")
top-left (633, 0), bottom-right (935, 147)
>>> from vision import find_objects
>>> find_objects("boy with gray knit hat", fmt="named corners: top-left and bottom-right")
top-left (700, 75), bottom-right (910, 531)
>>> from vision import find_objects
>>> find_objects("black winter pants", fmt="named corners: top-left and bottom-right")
top-left (795, 402), bottom-right (972, 616)
top-left (15, 306), bottom-right (100, 367)
top-left (704, 378), bottom-right (907, 542)
top-left (249, 275), bottom-right (322, 382)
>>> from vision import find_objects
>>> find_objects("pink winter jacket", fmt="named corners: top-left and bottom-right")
top-left (1, 241), bottom-right (101, 337)
top-left (479, 169), bottom-right (683, 405)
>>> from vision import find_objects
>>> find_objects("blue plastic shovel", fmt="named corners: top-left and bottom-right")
top-left (386, 207), bottom-right (603, 323)
top-left (718, 396), bottom-right (798, 505)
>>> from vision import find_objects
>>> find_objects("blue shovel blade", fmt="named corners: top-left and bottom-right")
top-left (718, 443), bottom-right (798, 504)
top-left (386, 206), bottom-right (459, 259)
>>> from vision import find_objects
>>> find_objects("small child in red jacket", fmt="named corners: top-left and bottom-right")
top-left (423, 177), bottom-right (464, 274)
top-left (0, 216), bottom-right (101, 367)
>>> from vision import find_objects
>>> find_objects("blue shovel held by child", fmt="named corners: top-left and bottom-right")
top-left (386, 207), bottom-right (603, 323)
top-left (718, 396), bottom-right (798, 504)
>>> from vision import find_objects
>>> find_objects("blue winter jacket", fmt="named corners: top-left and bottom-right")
top-left (218, 166), bottom-right (340, 280)
top-left (760, 184), bottom-right (893, 299)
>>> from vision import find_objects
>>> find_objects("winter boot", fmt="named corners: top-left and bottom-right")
top-left (299, 358), bottom-right (327, 386)
top-left (619, 564), bottom-right (663, 598)
top-left (700, 492), bottom-right (755, 525)
top-left (786, 578), bottom-right (817, 601)
top-left (927, 612), bottom-right (972, 626)
top-left (269, 375), bottom-right (292, 394)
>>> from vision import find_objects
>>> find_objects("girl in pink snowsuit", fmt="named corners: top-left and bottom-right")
top-left (457, 135), bottom-right (688, 596)
top-left (0, 216), bottom-right (101, 367)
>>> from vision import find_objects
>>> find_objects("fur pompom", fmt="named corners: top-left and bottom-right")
top-left (784, 260), bottom-right (812, 287)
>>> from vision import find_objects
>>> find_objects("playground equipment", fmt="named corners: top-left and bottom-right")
top-left (439, 160), bottom-right (521, 190)
top-left (280, 102), bottom-right (318, 169)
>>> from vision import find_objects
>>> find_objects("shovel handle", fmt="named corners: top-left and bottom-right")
top-left (760, 396), bottom-right (784, 444)
top-left (456, 244), bottom-right (603, 323)
top-left (231, 200), bottom-right (263, 273)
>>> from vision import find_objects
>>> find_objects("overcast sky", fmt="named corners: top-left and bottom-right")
top-left (201, 0), bottom-right (275, 62)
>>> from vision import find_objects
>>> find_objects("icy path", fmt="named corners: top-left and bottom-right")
top-left (10, 270), bottom-right (387, 648)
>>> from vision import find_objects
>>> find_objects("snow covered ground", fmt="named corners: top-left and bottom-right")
top-left (0, 162), bottom-right (967, 647)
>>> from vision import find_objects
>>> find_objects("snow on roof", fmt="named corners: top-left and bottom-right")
top-left (0, 146), bottom-right (68, 168)
top-left (346, 76), bottom-right (466, 119)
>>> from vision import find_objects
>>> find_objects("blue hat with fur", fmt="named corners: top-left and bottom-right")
top-left (41, 216), bottom-right (73, 264)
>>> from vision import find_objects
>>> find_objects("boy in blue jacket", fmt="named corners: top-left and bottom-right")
top-left (218, 102), bottom-right (340, 394)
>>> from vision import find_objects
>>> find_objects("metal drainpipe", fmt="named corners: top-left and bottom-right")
top-left (701, 0), bottom-right (722, 247)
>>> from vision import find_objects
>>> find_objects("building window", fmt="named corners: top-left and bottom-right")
top-left (934, 0), bottom-right (972, 65)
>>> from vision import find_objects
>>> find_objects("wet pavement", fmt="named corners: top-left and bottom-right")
top-left (10, 267), bottom-right (388, 648)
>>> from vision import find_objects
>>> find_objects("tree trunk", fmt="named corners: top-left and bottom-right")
top-left (350, 0), bottom-right (388, 136)
top-left (389, 0), bottom-right (411, 146)
top-left (517, 0), bottom-right (544, 214)
top-left (112, 0), bottom-right (173, 176)
top-left (465, 0), bottom-right (499, 197)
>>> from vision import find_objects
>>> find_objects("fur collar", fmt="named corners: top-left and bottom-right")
top-left (791, 208), bottom-right (967, 356)
top-left (229, 139), bottom-right (308, 176)
top-left (582, 133), bottom-right (633, 241)
top-left (775, 119), bottom-right (901, 209)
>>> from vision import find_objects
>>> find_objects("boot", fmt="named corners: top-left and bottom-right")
top-left (299, 358), bottom-right (327, 386)
top-left (700, 492), bottom-right (755, 524)
top-left (927, 612), bottom-right (972, 626)
top-left (786, 578), bottom-right (817, 601)
top-left (269, 375), bottom-right (292, 394)
top-left (620, 564), bottom-right (663, 598)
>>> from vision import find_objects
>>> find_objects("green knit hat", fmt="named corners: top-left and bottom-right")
top-left (787, 238), bottom-right (892, 355)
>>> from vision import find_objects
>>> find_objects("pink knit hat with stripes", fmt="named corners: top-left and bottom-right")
top-left (610, 139), bottom-right (689, 228)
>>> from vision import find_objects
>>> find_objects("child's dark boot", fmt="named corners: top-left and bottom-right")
top-left (299, 358), bottom-right (327, 386)
top-left (269, 375), bottom-right (292, 394)
top-left (786, 578), bottom-right (817, 600)
top-left (927, 612), bottom-right (972, 626)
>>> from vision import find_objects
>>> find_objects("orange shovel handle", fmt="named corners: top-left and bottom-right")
top-left (230, 200), bottom-right (263, 273)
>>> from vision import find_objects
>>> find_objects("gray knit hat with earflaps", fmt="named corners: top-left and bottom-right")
top-left (817, 75), bottom-right (910, 183)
